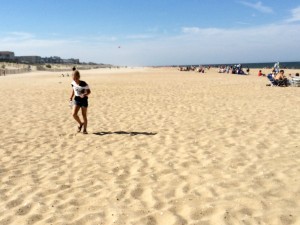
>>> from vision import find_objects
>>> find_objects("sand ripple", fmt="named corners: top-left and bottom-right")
top-left (0, 68), bottom-right (299, 224)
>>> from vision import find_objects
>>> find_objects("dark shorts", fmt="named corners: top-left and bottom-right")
top-left (74, 96), bottom-right (88, 107)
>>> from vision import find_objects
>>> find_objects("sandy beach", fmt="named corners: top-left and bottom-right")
top-left (0, 67), bottom-right (299, 225)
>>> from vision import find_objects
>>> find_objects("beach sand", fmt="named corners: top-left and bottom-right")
top-left (0, 67), bottom-right (299, 225)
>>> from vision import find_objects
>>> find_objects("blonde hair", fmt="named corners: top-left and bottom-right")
top-left (73, 70), bottom-right (80, 79)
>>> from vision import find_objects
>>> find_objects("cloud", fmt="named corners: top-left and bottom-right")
top-left (238, 1), bottom-right (273, 13)
top-left (125, 34), bottom-right (155, 40)
top-left (4, 32), bottom-right (35, 41)
top-left (286, 6), bottom-right (300, 23)
top-left (1, 23), bottom-right (300, 66)
top-left (0, 32), bottom-right (78, 56)
top-left (91, 35), bottom-right (118, 42)
top-left (182, 27), bottom-right (224, 35)
top-left (135, 23), bottom-right (300, 65)
top-left (235, 21), bottom-right (251, 25)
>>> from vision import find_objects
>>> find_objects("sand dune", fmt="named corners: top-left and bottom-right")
top-left (0, 67), bottom-right (299, 225)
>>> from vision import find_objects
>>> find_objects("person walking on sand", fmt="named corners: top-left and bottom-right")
top-left (70, 70), bottom-right (91, 134)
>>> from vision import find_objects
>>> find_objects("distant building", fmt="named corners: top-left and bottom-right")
top-left (43, 56), bottom-right (63, 64)
top-left (17, 56), bottom-right (42, 64)
top-left (0, 51), bottom-right (15, 61)
top-left (62, 58), bottom-right (80, 64)
top-left (0, 51), bottom-right (84, 65)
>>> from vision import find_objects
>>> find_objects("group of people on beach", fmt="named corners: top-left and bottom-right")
top-left (179, 64), bottom-right (253, 75)
top-left (259, 62), bottom-right (299, 87)
top-left (218, 64), bottom-right (250, 75)
top-left (179, 66), bottom-right (207, 73)
top-left (266, 69), bottom-right (299, 87)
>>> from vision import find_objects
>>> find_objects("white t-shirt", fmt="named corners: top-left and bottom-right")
top-left (71, 80), bottom-right (90, 97)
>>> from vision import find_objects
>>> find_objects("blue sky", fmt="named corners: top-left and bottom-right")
top-left (1, 0), bottom-right (300, 66)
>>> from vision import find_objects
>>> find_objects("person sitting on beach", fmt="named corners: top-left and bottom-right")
top-left (289, 72), bottom-right (300, 78)
top-left (70, 70), bottom-right (91, 134)
top-left (226, 66), bottom-right (230, 73)
top-left (238, 69), bottom-right (246, 75)
top-left (246, 67), bottom-right (250, 75)
top-left (275, 70), bottom-right (289, 86)
top-left (197, 66), bottom-right (205, 73)
top-left (258, 70), bottom-right (265, 76)
top-left (289, 72), bottom-right (300, 85)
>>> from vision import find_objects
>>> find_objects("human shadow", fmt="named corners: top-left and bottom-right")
top-left (93, 131), bottom-right (157, 136)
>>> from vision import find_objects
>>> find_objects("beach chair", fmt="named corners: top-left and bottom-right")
top-left (267, 74), bottom-right (277, 86)
top-left (291, 77), bottom-right (300, 87)
top-left (267, 74), bottom-right (286, 87)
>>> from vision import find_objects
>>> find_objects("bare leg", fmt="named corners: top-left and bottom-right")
top-left (72, 105), bottom-right (83, 130)
top-left (81, 107), bottom-right (88, 133)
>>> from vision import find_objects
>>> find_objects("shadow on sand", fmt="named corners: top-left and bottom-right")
top-left (93, 131), bottom-right (157, 136)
